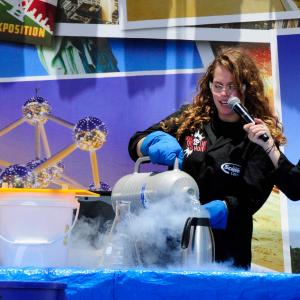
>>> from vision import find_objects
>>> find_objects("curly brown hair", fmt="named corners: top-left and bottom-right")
top-left (161, 47), bottom-right (286, 145)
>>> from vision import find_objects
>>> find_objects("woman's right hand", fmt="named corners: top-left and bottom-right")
top-left (138, 131), bottom-right (184, 168)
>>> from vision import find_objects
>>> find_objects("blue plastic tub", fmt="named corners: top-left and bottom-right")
top-left (0, 281), bottom-right (67, 300)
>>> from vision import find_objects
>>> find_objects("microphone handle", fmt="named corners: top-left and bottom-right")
top-left (259, 133), bottom-right (269, 142)
top-left (233, 106), bottom-right (269, 142)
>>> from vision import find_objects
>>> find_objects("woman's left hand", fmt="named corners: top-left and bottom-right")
top-left (243, 118), bottom-right (273, 149)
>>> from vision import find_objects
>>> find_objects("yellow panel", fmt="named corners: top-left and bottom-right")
top-left (252, 191), bottom-right (284, 272)
top-left (0, 188), bottom-right (99, 197)
top-left (126, 0), bottom-right (286, 21)
top-left (294, 0), bottom-right (300, 8)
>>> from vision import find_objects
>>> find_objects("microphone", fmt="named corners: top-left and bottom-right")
top-left (228, 96), bottom-right (269, 142)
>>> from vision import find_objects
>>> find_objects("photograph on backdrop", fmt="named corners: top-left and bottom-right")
top-left (0, 35), bottom-right (289, 272)
top-left (199, 18), bottom-right (300, 29)
top-left (119, 0), bottom-right (300, 29)
top-left (56, 0), bottom-right (118, 24)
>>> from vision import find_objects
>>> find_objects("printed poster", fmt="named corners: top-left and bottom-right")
top-left (119, 0), bottom-right (300, 29)
top-left (0, 0), bottom-right (57, 45)
top-left (0, 36), bottom-right (290, 272)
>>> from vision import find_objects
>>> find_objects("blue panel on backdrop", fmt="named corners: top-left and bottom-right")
top-left (277, 35), bottom-right (300, 110)
top-left (0, 38), bottom-right (202, 78)
top-left (0, 42), bottom-right (47, 77)
top-left (277, 34), bottom-right (300, 249)
top-left (277, 34), bottom-right (300, 163)
top-left (109, 38), bottom-right (203, 72)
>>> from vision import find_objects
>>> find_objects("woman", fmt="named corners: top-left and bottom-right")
top-left (128, 48), bottom-right (285, 269)
top-left (244, 118), bottom-right (300, 200)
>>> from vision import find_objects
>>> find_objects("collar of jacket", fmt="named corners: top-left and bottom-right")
top-left (203, 120), bottom-right (247, 152)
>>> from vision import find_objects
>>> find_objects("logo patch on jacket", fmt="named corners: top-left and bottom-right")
top-left (184, 130), bottom-right (208, 156)
top-left (221, 163), bottom-right (241, 177)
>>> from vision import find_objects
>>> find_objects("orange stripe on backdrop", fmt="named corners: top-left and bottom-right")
top-left (126, 0), bottom-right (286, 21)
top-left (247, 46), bottom-right (275, 112)
top-left (294, 0), bottom-right (300, 8)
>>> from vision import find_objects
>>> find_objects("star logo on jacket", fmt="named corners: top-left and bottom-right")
top-left (184, 130), bottom-right (208, 156)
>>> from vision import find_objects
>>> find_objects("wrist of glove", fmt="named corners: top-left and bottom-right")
top-left (203, 200), bottom-right (228, 230)
top-left (141, 131), bottom-right (184, 168)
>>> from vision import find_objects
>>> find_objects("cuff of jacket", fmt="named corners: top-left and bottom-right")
top-left (272, 152), bottom-right (300, 200)
top-left (222, 196), bottom-right (252, 223)
top-left (272, 152), bottom-right (294, 183)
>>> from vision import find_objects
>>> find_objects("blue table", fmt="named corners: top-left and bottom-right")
top-left (0, 268), bottom-right (300, 299)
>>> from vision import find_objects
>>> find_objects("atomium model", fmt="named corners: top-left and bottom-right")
top-left (0, 94), bottom-right (108, 190)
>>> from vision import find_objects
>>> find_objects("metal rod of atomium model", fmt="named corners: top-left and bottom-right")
top-left (39, 124), bottom-right (52, 158)
top-left (40, 115), bottom-right (74, 159)
top-left (61, 173), bottom-right (87, 189)
top-left (34, 143), bottom-right (77, 173)
top-left (35, 123), bottom-right (52, 159)
top-left (0, 160), bottom-right (11, 167)
top-left (35, 123), bottom-right (42, 159)
top-left (0, 117), bottom-right (26, 137)
top-left (47, 115), bottom-right (75, 129)
top-left (54, 174), bottom-right (87, 190)
top-left (90, 150), bottom-right (100, 189)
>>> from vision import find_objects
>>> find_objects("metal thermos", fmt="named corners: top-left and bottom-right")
top-left (111, 156), bottom-right (199, 213)
top-left (181, 217), bottom-right (215, 265)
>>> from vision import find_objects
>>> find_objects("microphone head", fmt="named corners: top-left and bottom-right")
top-left (228, 96), bottom-right (241, 110)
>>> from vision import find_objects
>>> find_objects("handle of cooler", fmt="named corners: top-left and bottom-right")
top-left (134, 156), bottom-right (151, 173)
top-left (0, 201), bottom-right (80, 245)
top-left (134, 156), bottom-right (179, 173)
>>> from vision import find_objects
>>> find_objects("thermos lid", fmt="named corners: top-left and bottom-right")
top-left (190, 217), bottom-right (210, 226)
top-left (181, 217), bottom-right (210, 249)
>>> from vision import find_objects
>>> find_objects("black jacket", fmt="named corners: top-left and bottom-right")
top-left (273, 153), bottom-right (300, 201)
top-left (128, 105), bottom-right (275, 268)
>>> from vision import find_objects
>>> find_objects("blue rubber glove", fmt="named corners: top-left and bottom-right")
top-left (141, 131), bottom-right (184, 168)
top-left (203, 200), bottom-right (228, 230)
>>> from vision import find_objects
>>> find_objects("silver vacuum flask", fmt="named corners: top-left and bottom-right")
top-left (111, 156), bottom-right (199, 213)
top-left (181, 217), bottom-right (215, 266)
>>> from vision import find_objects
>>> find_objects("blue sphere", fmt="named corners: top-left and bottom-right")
top-left (89, 181), bottom-right (111, 192)
top-left (22, 96), bottom-right (51, 124)
top-left (26, 159), bottom-right (64, 188)
top-left (0, 164), bottom-right (35, 188)
top-left (73, 116), bottom-right (108, 151)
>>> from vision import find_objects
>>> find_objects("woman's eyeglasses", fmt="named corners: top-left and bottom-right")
top-left (209, 82), bottom-right (238, 94)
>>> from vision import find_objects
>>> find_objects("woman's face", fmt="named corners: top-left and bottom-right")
top-left (210, 65), bottom-right (241, 122)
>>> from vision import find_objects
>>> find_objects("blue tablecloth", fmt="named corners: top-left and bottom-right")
top-left (0, 268), bottom-right (300, 299)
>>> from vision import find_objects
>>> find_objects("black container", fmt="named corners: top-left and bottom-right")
top-left (0, 281), bottom-right (67, 300)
